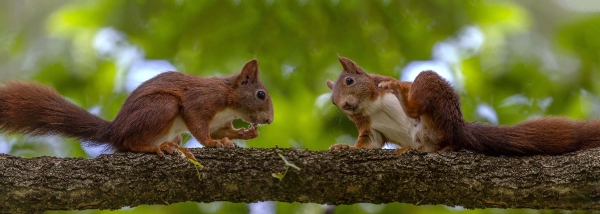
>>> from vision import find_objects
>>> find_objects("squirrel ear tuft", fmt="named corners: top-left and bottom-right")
top-left (326, 80), bottom-right (335, 90)
top-left (238, 59), bottom-right (259, 84)
top-left (338, 56), bottom-right (365, 75)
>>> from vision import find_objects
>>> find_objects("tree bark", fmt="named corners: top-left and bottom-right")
top-left (1, 147), bottom-right (600, 213)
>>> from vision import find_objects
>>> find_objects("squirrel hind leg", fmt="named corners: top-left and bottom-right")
top-left (126, 144), bottom-right (170, 158)
top-left (161, 135), bottom-right (198, 161)
top-left (125, 135), bottom-right (198, 161)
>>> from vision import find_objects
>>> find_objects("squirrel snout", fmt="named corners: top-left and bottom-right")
top-left (255, 112), bottom-right (273, 125)
top-left (341, 102), bottom-right (358, 112)
top-left (263, 118), bottom-right (272, 124)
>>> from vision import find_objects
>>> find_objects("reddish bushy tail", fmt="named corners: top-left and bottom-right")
top-left (0, 81), bottom-right (111, 144)
top-left (404, 70), bottom-right (600, 156)
top-left (463, 117), bottom-right (600, 156)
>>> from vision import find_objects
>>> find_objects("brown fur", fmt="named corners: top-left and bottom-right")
top-left (0, 60), bottom-right (274, 160)
top-left (327, 57), bottom-right (417, 150)
top-left (0, 82), bottom-right (111, 143)
top-left (387, 70), bottom-right (600, 155)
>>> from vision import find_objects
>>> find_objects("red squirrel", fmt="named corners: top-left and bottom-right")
top-left (0, 59), bottom-right (273, 160)
top-left (379, 70), bottom-right (600, 155)
top-left (326, 57), bottom-right (423, 151)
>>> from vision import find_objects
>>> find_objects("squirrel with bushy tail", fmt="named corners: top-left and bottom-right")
top-left (0, 59), bottom-right (274, 160)
top-left (328, 56), bottom-right (600, 155)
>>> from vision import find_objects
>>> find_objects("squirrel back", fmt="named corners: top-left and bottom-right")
top-left (396, 70), bottom-right (600, 155)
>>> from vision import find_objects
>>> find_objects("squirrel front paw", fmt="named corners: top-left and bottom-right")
top-left (379, 81), bottom-right (410, 94)
top-left (237, 124), bottom-right (259, 140)
top-left (329, 143), bottom-right (356, 150)
top-left (378, 81), bottom-right (396, 90)
top-left (378, 81), bottom-right (405, 93)
top-left (379, 81), bottom-right (412, 103)
top-left (215, 137), bottom-right (238, 148)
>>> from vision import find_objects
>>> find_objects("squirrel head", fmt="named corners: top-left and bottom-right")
top-left (232, 59), bottom-right (274, 125)
top-left (326, 57), bottom-right (379, 115)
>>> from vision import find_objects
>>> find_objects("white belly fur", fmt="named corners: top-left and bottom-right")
top-left (364, 93), bottom-right (421, 149)
top-left (151, 108), bottom-right (243, 146)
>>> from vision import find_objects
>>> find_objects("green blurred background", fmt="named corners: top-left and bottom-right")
top-left (1, 0), bottom-right (599, 213)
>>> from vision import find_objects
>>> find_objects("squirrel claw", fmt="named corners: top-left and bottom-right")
top-left (155, 149), bottom-right (165, 157)
top-left (329, 143), bottom-right (352, 150)
top-left (249, 123), bottom-right (259, 130)
top-left (379, 81), bottom-right (410, 98)
top-left (159, 141), bottom-right (197, 161)
top-left (378, 81), bottom-right (392, 89)
top-left (378, 81), bottom-right (401, 92)
top-left (204, 138), bottom-right (237, 148)
top-left (159, 141), bottom-right (180, 154)
top-left (395, 147), bottom-right (409, 155)
top-left (178, 148), bottom-right (198, 162)
top-left (217, 137), bottom-right (237, 148)
top-left (238, 127), bottom-right (259, 140)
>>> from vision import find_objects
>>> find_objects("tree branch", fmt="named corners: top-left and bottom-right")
top-left (1, 147), bottom-right (599, 213)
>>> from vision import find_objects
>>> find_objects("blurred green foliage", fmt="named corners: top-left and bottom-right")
top-left (1, 0), bottom-right (600, 213)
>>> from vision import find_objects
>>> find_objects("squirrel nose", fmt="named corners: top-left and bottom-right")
top-left (342, 102), bottom-right (357, 112)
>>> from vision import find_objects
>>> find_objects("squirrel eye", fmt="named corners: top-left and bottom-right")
top-left (345, 77), bottom-right (354, 85)
top-left (257, 91), bottom-right (266, 100)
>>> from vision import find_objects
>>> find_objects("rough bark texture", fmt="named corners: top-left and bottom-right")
top-left (1, 147), bottom-right (600, 213)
